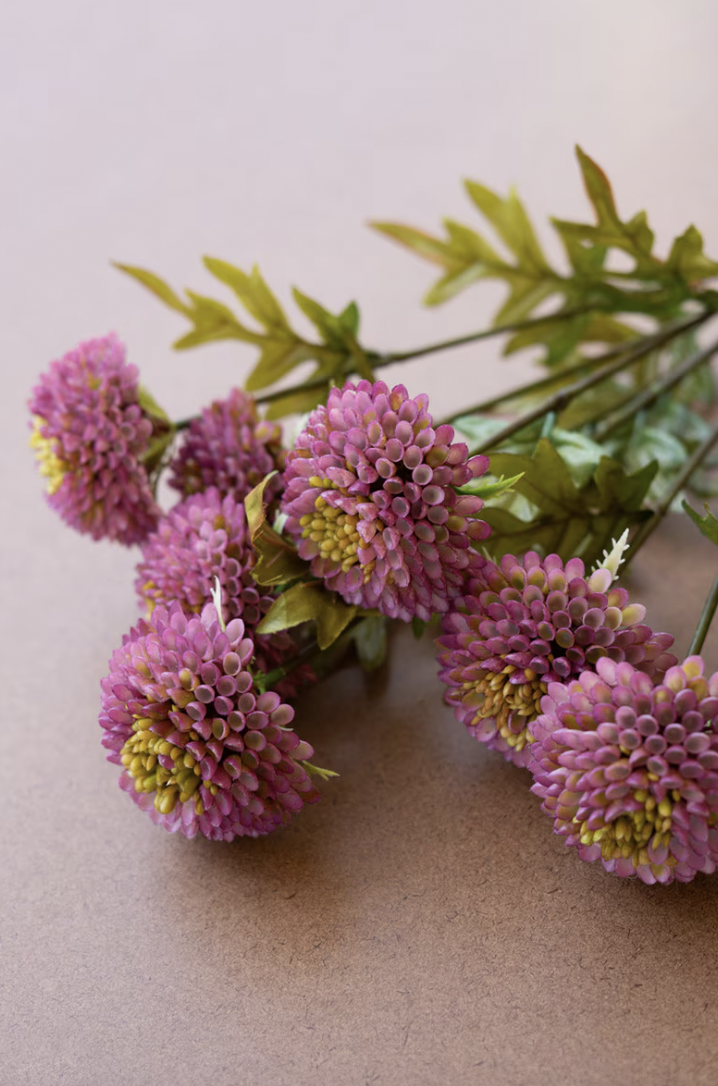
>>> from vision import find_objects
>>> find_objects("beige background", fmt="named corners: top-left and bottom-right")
top-left (4, 2), bottom-right (718, 1083)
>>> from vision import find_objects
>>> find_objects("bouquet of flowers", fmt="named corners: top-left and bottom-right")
top-left (29, 148), bottom-right (718, 886)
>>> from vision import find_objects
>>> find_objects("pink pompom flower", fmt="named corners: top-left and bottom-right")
top-left (135, 487), bottom-right (315, 698)
top-left (100, 602), bottom-right (320, 841)
top-left (437, 551), bottom-right (676, 767)
top-left (281, 379), bottom-right (490, 622)
top-left (168, 387), bottom-right (284, 502)
top-left (530, 655), bottom-right (718, 884)
top-left (29, 333), bottom-right (163, 545)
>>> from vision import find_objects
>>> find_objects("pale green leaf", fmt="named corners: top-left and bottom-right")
top-left (113, 263), bottom-right (190, 314)
top-left (683, 501), bottom-right (718, 545)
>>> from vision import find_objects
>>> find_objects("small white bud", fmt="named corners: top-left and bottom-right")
top-left (210, 575), bottom-right (227, 632)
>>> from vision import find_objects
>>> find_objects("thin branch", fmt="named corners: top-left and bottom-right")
top-left (471, 314), bottom-right (708, 456)
top-left (688, 568), bottom-right (718, 655)
top-left (627, 416), bottom-right (718, 559)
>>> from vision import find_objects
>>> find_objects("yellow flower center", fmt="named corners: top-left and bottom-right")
top-left (299, 475), bottom-right (367, 577)
top-left (575, 788), bottom-right (675, 872)
top-left (30, 416), bottom-right (66, 495)
top-left (120, 715), bottom-right (204, 816)
top-left (455, 664), bottom-right (546, 752)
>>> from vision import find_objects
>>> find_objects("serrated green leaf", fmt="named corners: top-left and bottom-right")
top-left (184, 290), bottom-right (259, 338)
top-left (203, 257), bottom-right (291, 333)
top-left (301, 761), bottom-right (340, 782)
top-left (338, 301), bottom-right (360, 337)
top-left (666, 226), bottom-right (718, 283)
top-left (593, 457), bottom-right (658, 512)
top-left (491, 277), bottom-right (558, 327)
top-left (464, 181), bottom-right (552, 274)
top-left (244, 340), bottom-right (313, 392)
top-left (574, 146), bottom-right (656, 262)
top-left (459, 471), bottom-right (525, 501)
top-left (489, 439), bottom-right (585, 518)
top-left (352, 615), bottom-right (388, 671)
top-left (481, 444), bottom-right (655, 565)
top-left (113, 263), bottom-right (190, 315)
top-left (256, 581), bottom-right (357, 650)
top-left (244, 474), bottom-right (308, 586)
top-left (683, 501), bottom-right (718, 545)
top-left (423, 264), bottom-right (494, 306)
top-left (556, 379), bottom-right (631, 431)
top-left (291, 288), bottom-right (348, 348)
top-left (370, 222), bottom-right (457, 267)
top-left (443, 218), bottom-right (505, 267)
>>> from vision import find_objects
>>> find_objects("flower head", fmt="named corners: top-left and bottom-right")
top-left (530, 656), bottom-right (718, 884)
top-left (168, 387), bottom-right (284, 501)
top-left (29, 334), bottom-right (163, 544)
top-left (135, 488), bottom-right (315, 699)
top-left (280, 380), bottom-right (490, 622)
top-left (437, 551), bottom-right (676, 766)
top-left (100, 602), bottom-right (320, 840)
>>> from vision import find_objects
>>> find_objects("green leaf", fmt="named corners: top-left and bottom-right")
top-left (683, 501), bottom-right (718, 545)
top-left (256, 581), bottom-right (357, 650)
top-left (666, 226), bottom-right (718, 283)
top-left (504, 312), bottom-right (635, 365)
top-left (369, 222), bottom-right (457, 267)
top-left (411, 616), bottom-right (427, 640)
top-left (464, 181), bottom-right (552, 274)
top-left (113, 263), bottom-right (189, 315)
top-left (244, 340), bottom-right (314, 392)
top-left (572, 146), bottom-right (656, 264)
top-left (481, 444), bottom-right (655, 565)
top-left (593, 457), bottom-right (658, 512)
top-left (459, 471), bottom-right (525, 502)
top-left (244, 474), bottom-right (308, 585)
top-left (338, 301), bottom-right (360, 337)
top-left (203, 258), bottom-right (291, 333)
top-left (291, 288), bottom-right (362, 350)
top-left (352, 615), bottom-right (388, 671)
top-left (301, 761), bottom-right (340, 782)
top-left (489, 439), bottom-right (585, 518)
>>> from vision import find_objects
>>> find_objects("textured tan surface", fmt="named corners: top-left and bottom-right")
top-left (5, 3), bottom-right (718, 1084)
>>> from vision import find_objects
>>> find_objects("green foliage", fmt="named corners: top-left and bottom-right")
top-left (115, 259), bottom-right (373, 418)
top-left (351, 615), bottom-right (389, 671)
top-left (256, 581), bottom-right (357, 651)
top-left (683, 502), bottom-right (718, 546)
top-left (244, 474), bottom-right (308, 586)
top-left (458, 471), bottom-right (525, 501)
top-left (373, 147), bottom-right (718, 367)
top-left (480, 439), bottom-right (656, 567)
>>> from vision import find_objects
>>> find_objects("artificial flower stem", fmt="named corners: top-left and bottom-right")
top-left (627, 416), bottom-right (718, 560)
top-left (594, 334), bottom-right (718, 442)
top-left (380, 305), bottom-right (592, 364)
top-left (471, 314), bottom-right (706, 455)
top-left (440, 341), bottom-right (634, 424)
top-left (688, 568), bottom-right (718, 655)
top-left (253, 307), bottom-right (595, 407)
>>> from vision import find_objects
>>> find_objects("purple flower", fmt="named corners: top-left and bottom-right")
top-left (530, 656), bottom-right (718, 884)
top-left (280, 380), bottom-right (490, 622)
top-left (168, 387), bottom-right (284, 501)
top-left (100, 602), bottom-right (320, 840)
top-left (29, 333), bottom-right (163, 544)
top-left (135, 487), bottom-right (315, 699)
top-left (437, 551), bottom-right (677, 767)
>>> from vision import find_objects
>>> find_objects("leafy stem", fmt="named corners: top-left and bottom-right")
top-left (470, 312), bottom-right (708, 455)
top-left (627, 415), bottom-right (718, 561)
top-left (688, 568), bottom-right (718, 655)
